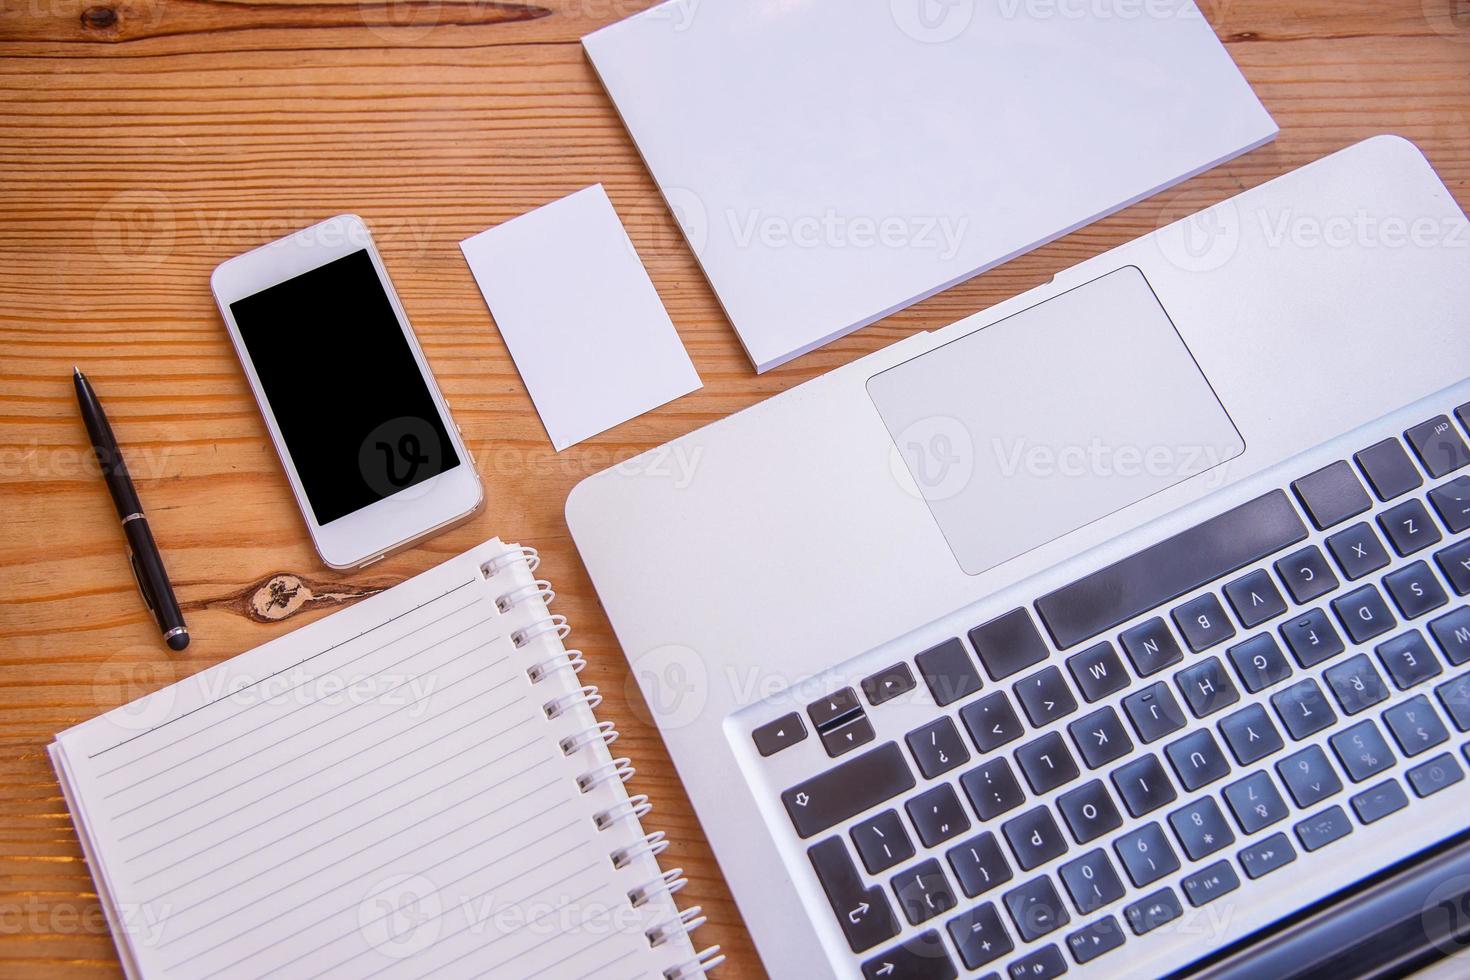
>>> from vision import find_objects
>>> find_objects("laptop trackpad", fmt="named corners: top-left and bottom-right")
top-left (868, 266), bottom-right (1244, 576)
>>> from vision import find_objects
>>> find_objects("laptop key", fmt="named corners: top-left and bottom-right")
top-left (1238, 832), bottom-right (1296, 879)
top-left (1292, 460), bottom-right (1371, 530)
top-left (1333, 584), bottom-right (1397, 644)
top-left (1429, 608), bottom-right (1470, 665)
top-left (907, 784), bottom-right (971, 848)
top-left (1407, 752), bottom-right (1464, 797)
top-left (783, 742), bottom-right (917, 838)
top-left (1355, 438), bottom-right (1423, 502)
top-left (1276, 745), bottom-right (1343, 807)
top-left (1383, 695), bottom-right (1450, 756)
top-left (915, 638), bottom-right (984, 706)
top-left (822, 715), bottom-right (876, 757)
top-left (1056, 779), bottom-right (1123, 844)
top-left (863, 930), bottom-right (958, 980)
top-left (1068, 706), bottom-right (1133, 770)
top-left (1376, 630), bottom-right (1444, 689)
top-left (906, 717), bottom-right (970, 778)
top-left (862, 662), bottom-right (916, 706)
top-left (1120, 617), bottom-right (1185, 677)
top-left (1280, 608), bottom-right (1346, 667)
top-left (969, 609), bottom-right (1050, 682)
top-left (1434, 673), bottom-right (1470, 731)
top-left (1123, 682), bottom-right (1188, 743)
top-left (1379, 499), bottom-right (1442, 557)
top-left (1001, 806), bottom-right (1068, 871)
top-left (809, 687), bottom-right (862, 731)
top-left (1329, 720), bottom-right (1396, 783)
top-left (852, 809), bottom-right (916, 874)
top-left (1223, 770), bottom-right (1288, 834)
top-left (1002, 876), bottom-right (1070, 942)
top-left (1383, 563), bottom-right (1449, 620)
top-left (946, 831), bottom-right (1013, 897)
top-left (1065, 915), bottom-right (1126, 964)
top-left (1014, 732), bottom-right (1080, 795)
top-left (1271, 678), bottom-right (1337, 740)
top-left (1036, 490), bottom-right (1307, 649)
top-left (1115, 822), bottom-right (1180, 887)
top-left (891, 858), bottom-right (958, 925)
top-left (1405, 415), bottom-right (1470, 478)
top-left (1275, 545), bottom-right (1340, 605)
top-left (962, 758), bottom-right (1027, 820)
top-left (1294, 805), bottom-right (1353, 852)
top-left (1165, 728), bottom-right (1232, 791)
top-left (1122, 887), bottom-right (1182, 936)
top-left (1435, 539), bottom-right (1470, 595)
top-left (808, 836), bottom-right (901, 952)
top-left (1428, 476), bottom-right (1470, 533)
top-left (1173, 592), bottom-right (1236, 652)
top-left (1224, 569), bottom-right (1289, 628)
top-left (1112, 753), bottom-right (1177, 816)
top-left (945, 904), bottom-right (1012, 971)
top-left (1327, 522), bottom-right (1391, 580)
top-left (1058, 848), bottom-right (1126, 914)
top-left (960, 691), bottom-right (1026, 753)
top-left (1182, 860), bottom-right (1240, 907)
top-left (1350, 779), bottom-right (1409, 824)
top-left (1005, 944), bottom-right (1067, 980)
top-left (1323, 654), bottom-right (1391, 714)
top-left (752, 712), bottom-right (807, 756)
top-left (1067, 641), bottom-right (1129, 702)
top-left (1219, 703), bottom-right (1285, 765)
top-left (1228, 633), bottom-right (1294, 693)
top-left (1176, 656), bottom-right (1241, 718)
top-left (1168, 796), bottom-right (1235, 860)
top-left (1014, 666), bottom-right (1078, 727)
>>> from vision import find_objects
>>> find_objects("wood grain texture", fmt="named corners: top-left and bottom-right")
top-left (0, 0), bottom-right (1467, 975)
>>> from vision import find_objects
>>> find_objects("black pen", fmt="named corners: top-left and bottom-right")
top-left (73, 368), bottom-right (190, 651)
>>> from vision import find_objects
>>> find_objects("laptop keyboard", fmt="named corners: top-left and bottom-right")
top-left (757, 398), bottom-right (1470, 979)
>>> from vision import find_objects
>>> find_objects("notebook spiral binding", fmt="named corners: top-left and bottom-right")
top-left (484, 545), bottom-right (725, 980)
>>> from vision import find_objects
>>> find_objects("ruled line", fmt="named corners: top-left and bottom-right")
top-left (118, 677), bottom-right (524, 848)
top-left (102, 609), bottom-right (498, 797)
top-left (127, 701), bottom-right (532, 879)
top-left (563, 947), bottom-right (638, 980)
top-left (87, 577), bottom-right (478, 760)
top-left (110, 638), bottom-right (502, 817)
top-left (141, 737), bottom-right (550, 906)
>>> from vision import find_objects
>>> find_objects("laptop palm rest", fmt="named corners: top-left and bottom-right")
top-left (868, 265), bottom-right (1245, 576)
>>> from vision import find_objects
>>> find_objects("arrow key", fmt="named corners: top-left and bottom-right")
top-left (1064, 914), bottom-right (1126, 964)
top-left (862, 929), bottom-right (957, 980)
top-left (862, 663), bottom-right (917, 706)
top-left (752, 712), bottom-right (806, 757)
top-left (808, 687), bottom-right (863, 731)
top-left (946, 902), bottom-right (1013, 970)
top-left (821, 714), bottom-right (877, 758)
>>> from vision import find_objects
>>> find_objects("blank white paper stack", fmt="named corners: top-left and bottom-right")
top-left (584, 0), bottom-right (1277, 372)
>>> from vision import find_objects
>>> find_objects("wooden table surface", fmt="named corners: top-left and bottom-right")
top-left (1, 0), bottom-right (1468, 975)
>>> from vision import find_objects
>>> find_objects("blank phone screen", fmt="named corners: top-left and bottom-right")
top-left (230, 249), bottom-right (460, 525)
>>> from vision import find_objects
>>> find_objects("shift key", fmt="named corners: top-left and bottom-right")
top-left (782, 743), bottom-right (916, 838)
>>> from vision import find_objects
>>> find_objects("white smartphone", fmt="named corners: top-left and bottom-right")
top-left (211, 214), bottom-right (483, 569)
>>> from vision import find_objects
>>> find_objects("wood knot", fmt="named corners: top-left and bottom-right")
top-left (80, 5), bottom-right (118, 29)
top-left (184, 571), bottom-right (387, 625)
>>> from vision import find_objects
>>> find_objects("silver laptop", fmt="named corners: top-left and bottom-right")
top-left (566, 136), bottom-right (1470, 979)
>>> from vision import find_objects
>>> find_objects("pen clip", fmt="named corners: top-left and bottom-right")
top-left (128, 548), bottom-right (157, 614)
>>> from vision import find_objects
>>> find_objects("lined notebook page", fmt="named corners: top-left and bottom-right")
top-left (52, 540), bottom-right (694, 980)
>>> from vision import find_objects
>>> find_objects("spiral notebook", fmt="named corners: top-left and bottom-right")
top-left (50, 539), bottom-right (721, 980)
